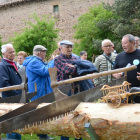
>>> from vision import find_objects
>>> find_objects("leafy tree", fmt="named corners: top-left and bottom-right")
top-left (73, 4), bottom-right (118, 60)
top-left (10, 13), bottom-right (59, 59)
top-left (104, 0), bottom-right (140, 37)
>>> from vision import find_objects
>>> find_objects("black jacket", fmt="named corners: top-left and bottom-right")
top-left (0, 59), bottom-right (22, 98)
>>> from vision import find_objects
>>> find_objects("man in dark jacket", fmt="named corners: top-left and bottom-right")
top-left (0, 43), bottom-right (22, 139)
top-left (0, 43), bottom-right (22, 98)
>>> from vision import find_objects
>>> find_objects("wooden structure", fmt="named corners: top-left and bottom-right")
top-left (100, 81), bottom-right (140, 108)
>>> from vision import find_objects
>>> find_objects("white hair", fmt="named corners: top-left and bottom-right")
top-left (33, 51), bottom-right (40, 56)
top-left (102, 39), bottom-right (112, 47)
top-left (1, 44), bottom-right (13, 53)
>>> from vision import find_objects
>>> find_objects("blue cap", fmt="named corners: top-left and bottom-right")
top-left (60, 40), bottom-right (74, 46)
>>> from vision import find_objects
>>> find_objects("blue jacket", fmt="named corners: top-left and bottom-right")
top-left (72, 60), bottom-right (98, 76)
top-left (23, 56), bottom-right (54, 101)
top-left (0, 59), bottom-right (22, 98)
top-left (72, 60), bottom-right (98, 91)
top-left (47, 59), bottom-right (54, 68)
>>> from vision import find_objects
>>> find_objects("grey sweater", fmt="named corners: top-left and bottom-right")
top-left (94, 53), bottom-right (117, 86)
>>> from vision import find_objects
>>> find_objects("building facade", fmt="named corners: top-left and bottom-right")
top-left (0, 0), bottom-right (113, 42)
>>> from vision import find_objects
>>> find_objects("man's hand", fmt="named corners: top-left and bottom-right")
top-left (112, 73), bottom-right (123, 79)
top-left (137, 72), bottom-right (140, 80)
top-left (66, 63), bottom-right (75, 68)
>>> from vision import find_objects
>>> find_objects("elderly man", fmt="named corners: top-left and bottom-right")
top-left (94, 39), bottom-right (117, 86)
top-left (23, 45), bottom-right (54, 140)
top-left (23, 45), bottom-right (54, 101)
top-left (135, 36), bottom-right (140, 49)
top-left (0, 44), bottom-right (22, 98)
top-left (54, 40), bottom-right (78, 81)
top-left (113, 34), bottom-right (140, 102)
top-left (54, 40), bottom-right (82, 140)
top-left (54, 40), bottom-right (96, 140)
top-left (0, 43), bottom-right (22, 139)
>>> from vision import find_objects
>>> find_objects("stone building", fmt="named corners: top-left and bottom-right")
top-left (0, 0), bottom-right (113, 42)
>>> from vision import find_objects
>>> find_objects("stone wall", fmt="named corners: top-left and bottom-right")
top-left (0, 0), bottom-right (114, 43)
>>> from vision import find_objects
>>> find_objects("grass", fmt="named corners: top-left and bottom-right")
top-left (1, 134), bottom-right (88, 140)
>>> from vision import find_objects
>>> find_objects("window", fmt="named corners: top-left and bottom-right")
top-left (53, 5), bottom-right (59, 12)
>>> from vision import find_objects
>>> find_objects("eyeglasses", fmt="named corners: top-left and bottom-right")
top-left (62, 45), bottom-right (73, 49)
top-left (104, 45), bottom-right (112, 48)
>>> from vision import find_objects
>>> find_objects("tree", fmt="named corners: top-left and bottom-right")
top-left (104, 0), bottom-right (140, 37)
top-left (73, 4), bottom-right (118, 60)
top-left (73, 0), bottom-right (140, 60)
top-left (10, 13), bottom-right (59, 59)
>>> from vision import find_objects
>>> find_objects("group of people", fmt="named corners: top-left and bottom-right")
top-left (0, 41), bottom-right (94, 140)
top-left (0, 34), bottom-right (140, 140)
top-left (94, 34), bottom-right (140, 102)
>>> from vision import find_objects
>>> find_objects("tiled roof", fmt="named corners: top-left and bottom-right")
top-left (0, 0), bottom-right (37, 8)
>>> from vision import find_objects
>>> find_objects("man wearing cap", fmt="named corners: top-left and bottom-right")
top-left (54, 40), bottom-right (83, 140)
top-left (54, 40), bottom-right (79, 82)
top-left (23, 45), bottom-right (54, 140)
top-left (23, 45), bottom-right (54, 101)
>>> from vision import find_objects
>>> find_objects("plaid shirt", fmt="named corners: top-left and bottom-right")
top-left (54, 53), bottom-right (79, 81)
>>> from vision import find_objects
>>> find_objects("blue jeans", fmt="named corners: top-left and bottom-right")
top-left (6, 132), bottom-right (21, 140)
